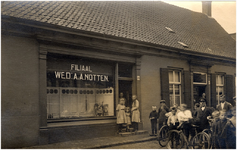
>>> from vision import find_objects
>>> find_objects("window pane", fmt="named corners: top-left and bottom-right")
top-left (193, 73), bottom-right (206, 83)
top-left (175, 96), bottom-right (180, 105)
top-left (216, 86), bottom-right (224, 104)
top-left (174, 71), bottom-right (180, 82)
top-left (169, 84), bottom-right (173, 94)
top-left (174, 85), bottom-right (180, 94)
top-left (169, 94), bottom-right (174, 107)
top-left (216, 75), bottom-right (222, 84)
top-left (169, 71), bottom-right (173, 82)
top-left (216, 75), bottom-right (224, 85)
top-left (220, 76), bottom-right (224, 85)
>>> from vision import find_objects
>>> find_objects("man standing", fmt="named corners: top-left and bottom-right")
top-left (216, 95), bottom-right (233, 117)
top-left (196, 98), bottom-right (214, 132)
top-left (131, 95), bottom-right (140, 132)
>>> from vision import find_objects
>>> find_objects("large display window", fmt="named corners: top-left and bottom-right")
top-left (46, 54), bottom-right (115, 119)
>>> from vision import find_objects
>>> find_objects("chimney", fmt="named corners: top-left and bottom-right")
top-left (202, 1), bottom-right (212, 17)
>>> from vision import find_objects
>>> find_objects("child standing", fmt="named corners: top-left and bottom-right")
top-left (125, 107), bottom-right (131, 131)
top-left (208, 110), bottom-right (220, 149)
top-left (167, 106), bottom-right (179, 147)
top-left (217, 110), bottom-right (228, 148)
top-left (116, 99), bottom-right (127, 133)
top-left (149, 106), bottom-right (158, 136)
top-left (167, 107), bottom-right (179, 129)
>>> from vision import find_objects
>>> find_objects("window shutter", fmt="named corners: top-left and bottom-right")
top-left (160, 68), bottom-right (170, 108)
top-left (211, 73), bottom-right (216, 108)
top-left (183, 71), bottom-right (191, 109)
top-left (225, 75), bottom-right (234, 104)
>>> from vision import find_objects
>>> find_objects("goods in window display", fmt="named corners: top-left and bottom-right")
top-left (47, 87), bottom-right (114, 119)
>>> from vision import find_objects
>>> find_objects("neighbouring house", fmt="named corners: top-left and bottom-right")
top-left (1, 1), bottom-right (236, 148)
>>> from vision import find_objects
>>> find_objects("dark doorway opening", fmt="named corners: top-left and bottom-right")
top-left (119, 80), bottom-right (132, 107)
top-left (193, 85), bottom-right (206, 103)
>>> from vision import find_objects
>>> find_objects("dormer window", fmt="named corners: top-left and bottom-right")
top-left (208, 48), bottom-right (212, 52)
top-left (165, 27), bottom-right (175, 33)
top-left (178, 41), bottom-right (188, 48)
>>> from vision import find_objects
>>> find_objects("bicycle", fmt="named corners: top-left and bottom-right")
top-left (157, 124), bottom-right (185, 148)
top-left (157, 123), bottom-right (210, 149)
top-left (157, 125), bottom-right (169, 147)
top-left (191, 129), bottom-right (210, 149)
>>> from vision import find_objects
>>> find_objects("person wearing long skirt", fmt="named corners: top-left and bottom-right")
top-left (131, 95), bottom-right (140, 132)
top-left (116, 98), bottom-right (127, 133)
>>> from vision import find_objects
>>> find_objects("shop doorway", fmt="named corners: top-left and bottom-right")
top-left (193, 85), bottom-right (206, 103)
top-left (119, 80), bottom-right (132, 107)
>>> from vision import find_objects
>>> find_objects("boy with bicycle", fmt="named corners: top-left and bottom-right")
top-left (177, 104), bottom-right (193, 140)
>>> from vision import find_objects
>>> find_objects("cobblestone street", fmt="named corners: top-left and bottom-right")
top-left (105, 140), bottom-right (168, 149)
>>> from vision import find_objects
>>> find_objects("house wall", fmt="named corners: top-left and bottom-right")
top-left (1, 35), bottom-right (40, 148)
top-left (140, 55), bottom-right (189, 131)
top-left (210, 64), bottom-right (236, 75)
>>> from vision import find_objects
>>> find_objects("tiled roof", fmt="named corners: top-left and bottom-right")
top-left (1, 1), bottom-right (236, 59)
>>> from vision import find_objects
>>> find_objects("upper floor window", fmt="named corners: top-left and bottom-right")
top-left (169, 70), bottom-right (181, 106)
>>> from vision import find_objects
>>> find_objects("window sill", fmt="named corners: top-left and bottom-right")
top-left (47, 116), bottom-right (116, 123)
top-left (40, 117), bottom-right (116, 129)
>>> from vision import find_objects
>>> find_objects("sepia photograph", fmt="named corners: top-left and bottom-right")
top-left (1, 0), bottom-right (236, 149)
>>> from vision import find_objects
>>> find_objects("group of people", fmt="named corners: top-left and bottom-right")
top-left (149, 94), bottom-right (236, 149)
top-left (116, 93), bottom-right (140, 133)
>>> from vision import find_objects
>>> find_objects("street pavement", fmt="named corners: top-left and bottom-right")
top-left (24, 130), bottom-right (163, 149)
top-left (104, 140), bottom-right (167, 149)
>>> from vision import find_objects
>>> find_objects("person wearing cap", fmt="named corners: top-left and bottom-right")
top-left (165, 103), bottom-right (180, 118)
top-left (157, 100), bottom-right (169, 130)
top-left (216, 95), bottom-right (233, 118)
top-left (196, 98), bottom-right (214, 132)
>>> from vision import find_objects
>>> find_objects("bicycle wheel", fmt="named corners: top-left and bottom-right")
top-left (202, 129), bottom-right (211, 136)
top-left (202, 129), bottom-right (213, 148)
top-left (166, 130), bottom-right (184, 149)
top-left (191, 132), bottom-right (210, 149)
top-left (157, 125), bottom-right (169, 147)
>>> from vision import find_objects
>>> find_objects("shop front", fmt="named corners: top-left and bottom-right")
top-left (46, 54), bottom-right (115, 119)
top-left (39, 45), bottom-right (139, 144)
